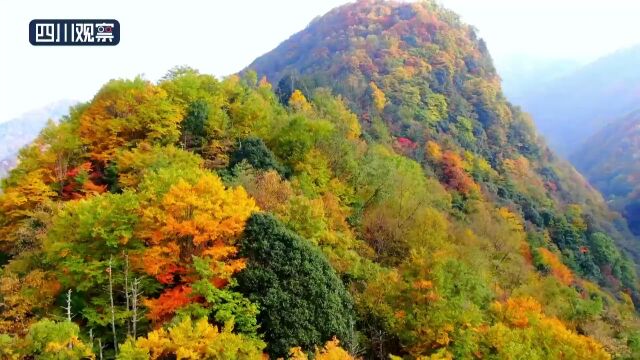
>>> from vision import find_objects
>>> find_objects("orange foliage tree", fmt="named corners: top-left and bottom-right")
top-left (79, 77), bottom-right (183, 164)
top-left (138, 172), bottom-right (258, 322)
top-left (537, 248), bottom-right (574, 286)
top-left (440, 150), bottom-right (479, 195)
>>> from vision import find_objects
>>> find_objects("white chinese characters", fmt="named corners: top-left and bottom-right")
top-left (72, 23), bottom-right (94, 43)
top-left (96, 23), bottom-right (115, 43)
top-left (34, 23), bottom-right (56, 43)
top-left (30, 20), bottom-right (119, 46)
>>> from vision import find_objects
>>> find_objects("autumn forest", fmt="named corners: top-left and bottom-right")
top-left (1, 1), bottom-right (640, 359)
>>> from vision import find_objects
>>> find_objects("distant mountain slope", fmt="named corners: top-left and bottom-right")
top-left (0, 157), bottom-right (16, 179)
top-left (495, 55), bottom-right (581, 104)
top-left (514, 45), bottom-right (640, 156)
top-left (573, 109), bottom-right (640, 235)
top-left (0, 100), bottom-right (75, 178)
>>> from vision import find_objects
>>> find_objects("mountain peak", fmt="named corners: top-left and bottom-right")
top-left (249, 0), bottom-right (497, 96)
top-left (246, 0), bottom-right (640, 289)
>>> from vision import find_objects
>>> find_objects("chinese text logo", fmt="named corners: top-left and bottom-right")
top-left (29, 19), bottom-right (120, 46)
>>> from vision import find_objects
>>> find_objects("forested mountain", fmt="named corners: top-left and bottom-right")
top-left (248, 0), bottom-right (639, 266)
top-left (0, 100), bottom-right (76, 178)
top-left (512, 45), bottom-right (640, 156)
top-left (573, 110), bottom-right (640, 236)
top-left (1, 1), bottom-right (640, 359)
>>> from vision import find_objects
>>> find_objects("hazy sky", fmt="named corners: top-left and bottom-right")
top-left (1, 0), bottom-right (639, 122)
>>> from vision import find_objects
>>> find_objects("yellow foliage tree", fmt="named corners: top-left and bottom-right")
top-left (118, 317), bottom-right (264, 360)
top-left (498, 207), bottom-right (524, 233)
top-left (369, 82), bottom-right (386, 113)
top-left (289, 89), bottom-right (312, 113)
top-left (290, 338), bottom-right (355, 360)
top-left (425, 141), bottom-right (443, 162)
top-left (0, 270), bottom-right (60, 335)
top-left (0, 169), bottom-right (55, 250)
top-left (489, 296), bottom-right (611, 359)
top-left (138, 172), bottom-right (258, 321)
top-left (567, 204), bottom-right (588, 232)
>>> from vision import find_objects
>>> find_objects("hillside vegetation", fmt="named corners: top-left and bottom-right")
top-left (573, 110), bottom-right (640, 237)
top-left (1, 0), bottom-right (640, 359)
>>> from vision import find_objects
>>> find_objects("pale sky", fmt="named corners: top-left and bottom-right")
top-left (1, 0), bottom-right (639, 122)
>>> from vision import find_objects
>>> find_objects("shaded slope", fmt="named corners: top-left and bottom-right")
top-left (516, 44), bottom-right (640, 156)
top-left (573, 110), bottom-right (640, 235)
